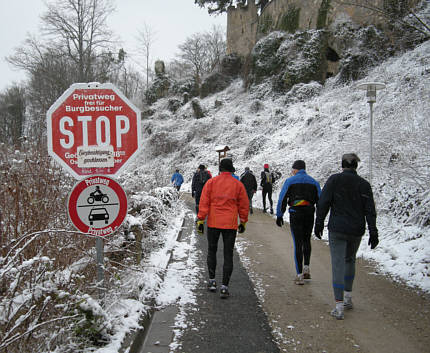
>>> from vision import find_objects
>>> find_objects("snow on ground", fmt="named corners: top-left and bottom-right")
top-left (94, 38), bottom-right (429, 352)
top-left (136, 39), bottom-right (430, 294)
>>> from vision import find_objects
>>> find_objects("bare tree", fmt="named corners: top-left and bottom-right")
top-left (177, 26), bottom-right (226, 84)
top-left (206, 25), bottom-right (227, 72)
top-left (178, 33), bottom-right (209, 85)
top-left (332, 0), bottom-right (430, 39)
top-left (0, 85), bottom-right (26, 148)
top-left (136, 23), bottom-right (157, 90)
top-left (41, 0), bottom-right (116, 82)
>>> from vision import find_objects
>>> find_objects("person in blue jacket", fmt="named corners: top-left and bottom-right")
top-left (275, 160), bottom-right (321, 285)
top-left (171, 169), bottom-right (184, 191)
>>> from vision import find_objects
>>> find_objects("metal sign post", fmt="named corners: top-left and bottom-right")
top-left (96, 236), bottom-right (104, 299)
top-left (67, 175), bottom-right (128, 300)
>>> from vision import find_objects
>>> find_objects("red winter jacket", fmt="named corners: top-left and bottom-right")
top-left (197, 172), bottom-right (249, 229)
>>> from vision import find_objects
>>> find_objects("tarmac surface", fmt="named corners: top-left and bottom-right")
top-left (134, 194), bottom-right (430, 353)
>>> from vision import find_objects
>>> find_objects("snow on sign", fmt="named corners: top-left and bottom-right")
top-left (47, 82), bottom-right (142, 179)
top-left (68, 176), bottom-right (127, 236)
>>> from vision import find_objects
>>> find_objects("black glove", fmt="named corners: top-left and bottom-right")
top-left (368, 230), bottom-right (379, 249)
top-left (238, 222), bottom-right (246, 234)
top-left (276, 217), bottom-right (284, 227)
top-left (314, 223), bottom-right (324, 239)
top-left (192, 192), bottom-right (195, 198)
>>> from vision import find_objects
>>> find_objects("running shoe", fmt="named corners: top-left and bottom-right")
top-left (344, 298), bottom-right (353, 310)
top-left (220, 285), bottom-right (229, 299)
top-left (207, 279), bottom-right (217, 292)
top-left (330, 307), bottom-right (344, 320)
top-left (303, 265), bottom-right (311, 280)
top-left (295, 274), bottom-right (304, 285)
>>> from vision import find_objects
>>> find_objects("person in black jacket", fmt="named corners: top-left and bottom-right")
top-left (191, 164), bottom-right (211, 213)
top-left (261, 163), bottom-right (275, 214)
top-left (240, 167), bottom-right (258, 214)
top-left (315, 153), bottom-right (379, 320)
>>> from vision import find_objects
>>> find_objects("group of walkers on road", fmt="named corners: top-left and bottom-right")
top-left (172, 154), bottom-right (379, 321)
top-left (275, 154), bottom-right (378, 320)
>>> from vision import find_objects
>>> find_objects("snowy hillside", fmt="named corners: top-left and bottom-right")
top-left (131, 40), bottom-right (430, 292)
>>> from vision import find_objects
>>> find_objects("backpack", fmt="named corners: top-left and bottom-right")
top-left (265, 171), bottom-right (273, 184)
top-left (199, 170), bottom-right (210, 185)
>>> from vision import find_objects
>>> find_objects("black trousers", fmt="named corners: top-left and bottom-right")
top-left (246, 190), bottom-right (254, 211)
top-left (289, 209), bottom-right (315, 275)
top-left (207, 227), bottom-right (237, 286)
top-left (195, 190), bottom-right (202, 213)
top-left (262, 185), bottom-right (273, 211)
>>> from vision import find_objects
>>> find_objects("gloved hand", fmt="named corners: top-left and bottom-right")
top-left (368, 230), bottom-right (379, 249)
top-left (314, 223), bottom-right (324, 239)
top-left (276, 217), bottom-right (284, 227)
top-left (196, 220), bottom-right (205, 235)
top-left (192, 192), bottom-right (195, 198)
top-left (238, 222), bottom-right (246, 233)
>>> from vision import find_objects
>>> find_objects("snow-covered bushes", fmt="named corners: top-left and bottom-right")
top-left (0, 143), bottom-right (185, 352)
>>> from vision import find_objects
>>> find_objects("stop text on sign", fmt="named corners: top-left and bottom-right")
top-left (47, 82), bottom-right (142, 179)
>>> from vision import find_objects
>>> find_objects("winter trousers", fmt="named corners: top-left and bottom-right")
top-left (207, 227), bottom-right (237, 286)
top-left (289, 209), bottom-right (315, 275)
top-left (246, 190), bottom-right (254, 212)
top-left (262, 185), bottom-right (273, 212)
top-left (329, 231), bottom-right (362, 301)
top-left (194, 190), bottom-right (202, 213)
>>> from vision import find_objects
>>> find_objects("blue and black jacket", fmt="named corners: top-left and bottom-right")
top-left (276, 169), bottom-right (321, 217)
top-left (171, 172), bottom-right (184, 187)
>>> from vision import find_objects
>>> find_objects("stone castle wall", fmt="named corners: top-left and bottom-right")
top-left (227, 0), bottom-right (419, 57)
top-left (226, 1), bottom-right (259, 56)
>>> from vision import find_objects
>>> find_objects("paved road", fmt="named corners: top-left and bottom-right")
top-left (139, 195), bottom-right (430, 353)
top-left (238, 208), bottom-right (430, 353)
top-left (174, 202), bottom-right (280, 353)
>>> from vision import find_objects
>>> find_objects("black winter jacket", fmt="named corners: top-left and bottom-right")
top-left (191, 170), bottom-right (211, 196)
top-left (240, 171), bottom-right (258, 194)
top-left (315, 169), bottom-right (377, 237)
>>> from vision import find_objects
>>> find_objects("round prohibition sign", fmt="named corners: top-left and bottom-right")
top-left (68, 176), bottom-right (127, 236)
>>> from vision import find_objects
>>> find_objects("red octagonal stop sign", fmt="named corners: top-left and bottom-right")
top-left (47, 83), bottom-right (141, 179)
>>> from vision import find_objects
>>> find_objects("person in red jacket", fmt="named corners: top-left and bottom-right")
top-left (196, 158), bottom-right (249, 298)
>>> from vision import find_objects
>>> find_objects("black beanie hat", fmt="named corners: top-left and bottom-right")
top-left (219, 158), bottom-right (234, 172)
top-left (198, 164), bottom-right (205, 170)
top-left (292, 160), bottom-right (306, 170)
top-left (341, 153), bottom-right (360, 169)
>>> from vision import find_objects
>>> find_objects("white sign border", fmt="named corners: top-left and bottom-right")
top-left (47, 82), bottom-right (142, 179)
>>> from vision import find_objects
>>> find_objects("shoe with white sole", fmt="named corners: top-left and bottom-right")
top-left (344, 298), bottom-right (353, 310)
top-left (295, 274), bottom-right (304, 285)
top-left (303, 265), bottom-right (311, 280)
top-left (220, 285), bottom-right (229, 299)
top-left (207, 279), bottom-right (217, 292)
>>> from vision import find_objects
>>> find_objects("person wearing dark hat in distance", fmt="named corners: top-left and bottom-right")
top-left (196, 158), bottom-right (249, 298)
top-left (240, 167), bottom-right (258, 214)
top-left (314, 153), bottom-right (378, 320)
top-left (261, 163), bottom-right (275, 213)
top-left (191, 164), bottom-right (211, 213)
top-left (276, 160), bottom-right (321, 285)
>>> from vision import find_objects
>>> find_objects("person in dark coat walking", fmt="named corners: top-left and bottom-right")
top-left (315, 153), bottom-right (379, 320)
top-left (276, 160), bottom-right (321, 285)
top-left (192, 164), bottom-right (211, 213)
top-left (261, 163), bottom-right (275, 214)
top-left (240, 167), bottom-right (258, 214)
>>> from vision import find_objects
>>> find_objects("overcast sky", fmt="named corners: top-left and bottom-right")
top-left (0, 0), bottom-right (226, 91)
